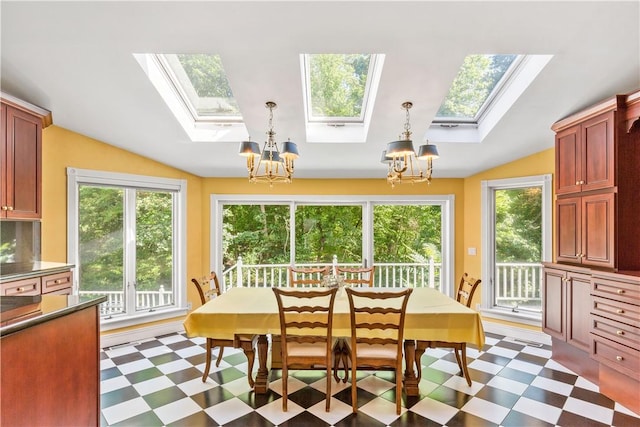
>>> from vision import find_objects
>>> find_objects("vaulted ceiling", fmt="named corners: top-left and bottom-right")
top-left (2, 1), bottom-right (638, 179)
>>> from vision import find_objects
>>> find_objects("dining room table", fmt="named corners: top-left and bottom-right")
top-left (183, 286), bottom-right (485, 396)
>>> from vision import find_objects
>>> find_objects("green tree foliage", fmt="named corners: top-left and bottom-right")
top-left (495, 187), bottom-right (542, 262)
top-left (177, 54), bottom-right (233, 98)
top-left (308, 54), bottom-right (370, 117)
top-left (373, 205), bottom-right (442, 263)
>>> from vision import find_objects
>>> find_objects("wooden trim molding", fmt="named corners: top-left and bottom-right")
top-left (1, 92), bottom-right (52, 128)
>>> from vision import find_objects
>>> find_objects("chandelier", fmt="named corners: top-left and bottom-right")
top-left (238, 101), bottom-right (299, 185)
top-left (382, 101), bottom-right (439, 186)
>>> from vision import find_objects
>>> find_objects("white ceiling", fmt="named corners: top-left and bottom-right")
top-left (2, 1), bottom-right (639, 179)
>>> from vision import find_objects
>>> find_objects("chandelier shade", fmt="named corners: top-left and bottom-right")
top-left (238, 101), bottom-right (299, 185)
top-left (383, 101), bottom-right (438, 186)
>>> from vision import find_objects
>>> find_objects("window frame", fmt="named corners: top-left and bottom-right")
top-left (211, 194), bottom-right (455, 296)
top-left (67, 167), bottom-right (188, 331)
top-left (480, 174), bottom-right (552, 325)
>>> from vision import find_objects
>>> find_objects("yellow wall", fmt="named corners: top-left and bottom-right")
top-left (42, 124), bottom-right (554, 333)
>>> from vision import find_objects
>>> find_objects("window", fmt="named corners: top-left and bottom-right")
top-left (481, 175), bottom-right (552, 324)
top-left (67, 168), bottom-right (187, 330)
top-left (301, 53), bottom-right (384, 143)
top-left (426, 54), bottom-right (553, 144)
top-left (213, 195), bottom-right (454, 294)
top-left (133, 53), bottom-right (248, 142)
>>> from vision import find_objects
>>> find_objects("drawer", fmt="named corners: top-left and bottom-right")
top-left (592, 295), bottom-right (640, 328)
top-left (1, 277), bottom-right (41, 296)
top-left (592, 276), bottom-right (640, 305)
top-left (591, 314), bottom-right (640, 348)
top-left (42, 271), bottom-right (73, 294)
top-left (591, 334), bottom-right (640, 380)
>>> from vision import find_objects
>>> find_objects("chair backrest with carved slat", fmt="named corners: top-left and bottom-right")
top-left (288, 266), bottom-right (331, 287)
top-left (456, 273), bottom-right (481, 308)
top-left (336, 266), bottom-right (375, 287)
top-left (190, 271), bottom-right (222, 305)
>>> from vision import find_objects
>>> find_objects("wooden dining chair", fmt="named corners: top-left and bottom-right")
top-left (345, 287), bottom-right (413, 415)
top-left (190, 272), bottom-right (258, 385)
top-left (414, 273), bottom-right (481, 386)
top-left (288, 265), bottom-right (331, 287)
top-left (336, 265), bottom-right (375, 287)
top-left (272, 287), bottom-right (338, 412)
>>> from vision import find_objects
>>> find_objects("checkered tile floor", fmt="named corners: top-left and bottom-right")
top-left (100, 331), bottom-right (640, 426)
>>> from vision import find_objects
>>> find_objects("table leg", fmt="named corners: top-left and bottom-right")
top-left (254, 334), bottom-right (270, 394)
top-left (403, 340), bottom-right (419, 396)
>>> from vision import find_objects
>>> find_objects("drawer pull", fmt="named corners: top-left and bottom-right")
top-left (616, 330), bottom-right (624, 335)
top-left (16, 287), bottom-right (23, 292)
top-left (617, 309), bottom-right (624, 314)
top-left (54, 279), bottom-right (61, 284)
top-left (616, 289), bottom-right (625, 294)
top-left (616, 356), bottom-right (624, 362)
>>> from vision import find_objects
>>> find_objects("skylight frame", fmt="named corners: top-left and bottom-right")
top-left (155, 53), bottom-right (243, 124)
top-left (134, 53), bottom-right (248, 143)
top-left (302, 53), bottom-right (381, 125)
top-left (432, 54), bottom-right (525, 126)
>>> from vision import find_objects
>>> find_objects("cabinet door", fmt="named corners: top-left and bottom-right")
top-left (582, 192), bottom-right (615, 269)
top-left (581, 111), bottom-right (615, 192)
top-left (543, 267), bottom-right (566, 339)
top-left (566, 271), bottom-right (592, 352)
top-left (556, 197), bottom-right (581, 264)
top-left (4, 105), bottom-right (42, 219)
top-left (555, 125), bottom-right (581, 195)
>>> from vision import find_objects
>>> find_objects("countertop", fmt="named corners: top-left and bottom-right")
top-left (0, 261), bottom-right (74, 282)
top-left (0, 294), bottom-right (106, 337)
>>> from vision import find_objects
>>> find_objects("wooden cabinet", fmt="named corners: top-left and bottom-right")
top-left (552, 92), bottom-right (640, 271)
top-left (555, 111), bottom-right (615, 196)
top-left (0, 95), bottom-right (51, 220)
top-left (556, 192), bottom-right (615, 269)
top-left (542, 263), bottom-right (591, 352)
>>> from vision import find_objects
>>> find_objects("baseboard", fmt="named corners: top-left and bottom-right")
top-left (100, 320), bottom-right (185, 349)
top-left (482, 320), bottom-right (551, 346)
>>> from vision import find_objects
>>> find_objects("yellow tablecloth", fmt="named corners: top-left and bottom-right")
top-left (183, 287), bottom-right (485, 349)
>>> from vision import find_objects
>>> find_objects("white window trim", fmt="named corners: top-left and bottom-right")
top-left (480, 174), bottom-right (552, 325)
top-left (210, 194), bottom-right (455, 297)
top-left (67, 167), bottom-right (188, 331)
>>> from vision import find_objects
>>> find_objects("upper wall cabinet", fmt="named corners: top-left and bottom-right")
top-left (0, 94), bottom-right (52, 220)
top-left (552, 90), bottom-right (640, 271)
top-left (555, 111), bottom-right (614, 196)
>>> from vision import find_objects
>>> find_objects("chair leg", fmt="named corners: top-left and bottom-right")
top-left (282, 365), bottom-right (288, 412)
top-left (459, 343), bottom-right (472, 386)
top-left (453, 346), bottom-right (464, 374)
top-left (326, 357), bottom-right (332, 412)
top-left (202, 338), bottom-right (213, 382)
top-left (215, 345), bottom-right (225, 367)
top-left (351, 356), bottom-right (357, 413)
top-left (396, 367), bottom-right (402, 415)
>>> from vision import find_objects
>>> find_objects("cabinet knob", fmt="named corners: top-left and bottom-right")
top-left (1, 206), bottom-right (6, 211)
top-left (617, 330), bottom-right (624, 335)
top-left (7, 206), bottom-right (13, 211)
top-left (616, 289), bottom-right (625, 294)
top-left (16, 287), bottom-right (23, 292)
top-left (617, 309), bottom-right (625, 314)
top-left (616, 356), bottom-right (624, 362)
top-left (575, 181), bottom-right (580, 185)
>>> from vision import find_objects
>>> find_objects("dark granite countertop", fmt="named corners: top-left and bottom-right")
top-left (0, 294), bottom-right (106, 337)
top-left (0, 261), bottom-right (74, 282)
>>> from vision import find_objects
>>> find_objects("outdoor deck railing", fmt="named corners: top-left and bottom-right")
top-left (82, 260), bottom-right (543, 315)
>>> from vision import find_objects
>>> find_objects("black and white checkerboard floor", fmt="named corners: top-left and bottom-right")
top-left (100, 331), bottom-right (640, 426)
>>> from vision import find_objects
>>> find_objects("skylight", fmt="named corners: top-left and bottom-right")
top-left (435, 54), bottom-right (520, 124)
top-left (426, 54), bottom-right (553, 144)
top-left (301, 53), bottom-right (384, 143)
top-left (134, 53), bottom-right (248, 142)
